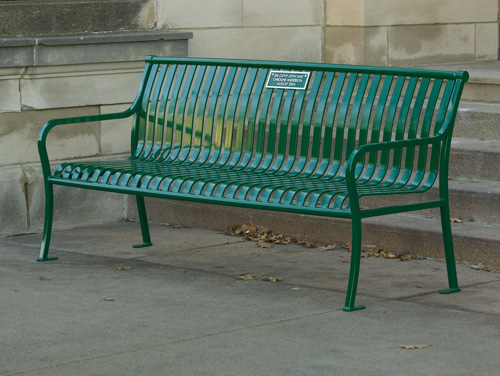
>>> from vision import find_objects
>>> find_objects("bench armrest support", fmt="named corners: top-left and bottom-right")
top-left (344, 136), bottom-right (445, 211)
top-left (38, 108), bottom-right (136, 179)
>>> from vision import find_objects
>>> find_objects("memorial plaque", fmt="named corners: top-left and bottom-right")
top-left (266, 70), bottom-right (310, 90)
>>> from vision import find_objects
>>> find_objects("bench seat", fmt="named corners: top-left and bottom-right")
top-left (53, 153), bottom-right (437, 215)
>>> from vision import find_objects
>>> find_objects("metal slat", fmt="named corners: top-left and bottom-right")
top-left (142, 64), bottom-right (168, 160)
top-left (159, 65), bottom-right (186, 162)
top-left (151, 64), bottom-right (177, 161)
top-left (134, 64), bottom-right (159, 159)
top-left (237, 68), bottom-right (269, 170)
top-left (303, 71), bottom-right (335, 177)
top-left (226, 67), bottom-right (259, 169)
top-left (185, 65), bottom-right (216, 165)
top-left (316, 72), bottom-right (346, 178)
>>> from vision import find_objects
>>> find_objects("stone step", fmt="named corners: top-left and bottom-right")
top-left (359, 214), bottom-right (500, 267)
top-left (128, 198), bottom-right (500, 267)
top-left (434, 179), bottom-right (500, 224)
top-left (455, 101), bottom-right (500, 141)
top-left (461, 64), bottom-right (500, 103)
top-left (447, 179), bottom-right (500, 224)
top-left (354, 179), bottom-right (500, 225)
top-left (0, 0), bottom-right (155, 37)
top-left (420, 61), bottom-right (500, 103)
top-left (450, 139), bottom-right (500, 182)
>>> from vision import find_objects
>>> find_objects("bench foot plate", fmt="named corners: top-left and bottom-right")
top-left (133, 242), bottom-right (153, 249)
top-left (343, 305), bottom-right (366, 312)
top-left (37, 256), bottom-right (58, 262)
top-left (439, 287), bottom-right (461, 295)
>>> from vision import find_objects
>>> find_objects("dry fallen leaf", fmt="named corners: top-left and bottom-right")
top-left (257, 240), bottom-right (273, 249)
top-left (360, 248), bottom-right (398, 259)
top-left (239, 223), bottom-right (257, 235)
top-left (318, 244), bottom-right (336, 252)
top-left (399, 254), bottom-right (414, 262)
top-left (229, 223), bottom-right (253, 237)
top-left (381, 251), bottom-right (398, 259)
top-left (118, 266), bottom-right (131, 271)
top-left (103, 298), bottom-right (115, 302)
top-left (262, 277), bottom-right (283, 283)
top-left (451, 218), bottom-right (463, 223)
top-left (171, 225), bottom-right (186, 229)
top-left (235, 274), bottom-right (255, 280)
top-left (297, 238), bottom-right (317, 248)
top-left (401, 344), bottom-right (431, 349)
top-left (230, 223), bottom-right (323, 249)
top-left (38, 276), bottom-right (53, 281)
top-left (470, 266), bottom-right (500, 273)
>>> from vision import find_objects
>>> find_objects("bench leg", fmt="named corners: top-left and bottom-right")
top-left (133, 196), bottom-right (153, 248)
top-left (439, 203), bottom-right (461, 295)
top-left (343, 216), bottom-right (366, 312)
top-left (37, 183), bottom-right (58, 262)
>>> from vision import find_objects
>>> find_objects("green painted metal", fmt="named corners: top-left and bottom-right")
top-left (37, 56), bottom-right (468, 311)
top-left (133, 196), bottom-right (153, 248)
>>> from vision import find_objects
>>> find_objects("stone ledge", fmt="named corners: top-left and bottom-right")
top-left (0, 30), bottom-right (193, 67)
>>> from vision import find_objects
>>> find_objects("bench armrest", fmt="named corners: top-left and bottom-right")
top-left (38, 107), bottom-right (136, 178)
top-left (344, 136), bottom-right (445, 207)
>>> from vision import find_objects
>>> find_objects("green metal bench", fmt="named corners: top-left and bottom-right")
top-left (38, 56), bottom-right (468, 311)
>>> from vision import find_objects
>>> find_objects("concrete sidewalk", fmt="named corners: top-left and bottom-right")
top-left (1, 221), bottom-right (500, 375)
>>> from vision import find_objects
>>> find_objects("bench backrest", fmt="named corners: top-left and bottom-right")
top-left (129, 56), bottom-right (468, 184)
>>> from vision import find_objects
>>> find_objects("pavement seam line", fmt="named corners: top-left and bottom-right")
top-left (129, 239), bottom-right (248, 258)
top-left (4, 310), bottom-right (337, 376)
top-left (395, 278), bottom-right (500, 302)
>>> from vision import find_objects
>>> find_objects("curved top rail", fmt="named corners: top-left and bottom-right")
top-left (145, 55), bottom-right (469, 82)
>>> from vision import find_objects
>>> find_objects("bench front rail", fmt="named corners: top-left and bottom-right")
top-left (38, 56), bottom-right (468, 311)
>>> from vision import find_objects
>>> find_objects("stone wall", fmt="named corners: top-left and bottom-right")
top-left (324, 0), bottom-right (499, 65)
top-left (155, 0), bottom-right (499, 64)
top-left (155, 0), bottom-right (324, 62)
top-left (0, 2), bottom-right (191, 237)
top-left (0, 63), bottom-right (140, 236)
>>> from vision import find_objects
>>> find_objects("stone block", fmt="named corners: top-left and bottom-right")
top-left (99, 104), bottom-right (134, 155)
top-left (326, 0), bottom-right (498, 26)
top-left (365, 0), bottom-right (497, 26)
top-left (324, 27), bottom-right (387, 65)
top-left (326, 0), bottom-right (364, 26)
top-left (21, 65), bottom-right (144, 110)
top-left (388, 24), bottom-right (475, 65)
top-left (0, 45), bottom-right (34, 68)
top-left (476, 23), bottom-right (499, 61)
top-left (0, 107), bottom-right (100, 166)
top-left (243, 0), bottom-right (323, 26)
top-left (0, 166), bottom-right (28, 237)
top-left (24, 164), bottom-right (128, 233)
top-left (157, 0), bottom-right (242, 29)
top-left (187, 27), bottom-right (323, 62)
top-left (0, 76), bottom-right (21, 113)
